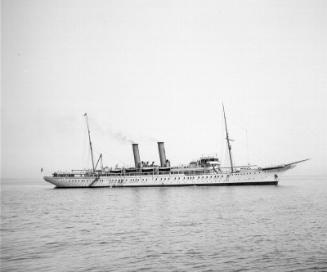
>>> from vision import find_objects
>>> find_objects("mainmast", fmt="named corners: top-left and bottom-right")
top-left (222, 104), bottom-right (234, 173)
top-left (84, 113), bottom-right (95, 172)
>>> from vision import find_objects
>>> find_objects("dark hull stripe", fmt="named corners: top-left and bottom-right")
top-left (55, 181), bottom-right (278, 189)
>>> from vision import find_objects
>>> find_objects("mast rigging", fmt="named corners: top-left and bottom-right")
top-left (95, 153), bottom-right (103, 171)
top-left (222, 104), bottom-right (234, 173)
top-left (84, 113), bottom-right (95, 172)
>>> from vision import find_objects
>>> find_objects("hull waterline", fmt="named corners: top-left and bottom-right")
top-left (44, 171), bottom-right (280, 188)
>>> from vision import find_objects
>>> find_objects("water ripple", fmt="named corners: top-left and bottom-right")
top-left (1, 177), bottom-right (327, 271)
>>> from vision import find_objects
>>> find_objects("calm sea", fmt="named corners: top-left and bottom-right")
top-left (1, 176), bottom-right (326, 272)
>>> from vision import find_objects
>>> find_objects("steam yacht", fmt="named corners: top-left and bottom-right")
top-left (44, 107), bottom-right (308, 188)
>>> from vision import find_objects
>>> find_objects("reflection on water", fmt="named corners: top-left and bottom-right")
top-left (1, 176), bottom-right (327, 271)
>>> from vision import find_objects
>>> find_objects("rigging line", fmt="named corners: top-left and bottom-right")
top-left (222, 104), bottom-right (234, 173)
top-left (94, 153), bottom-right (103, 171)
top-left (81, 121), bottom-right (89, 169)
top-left (245, 128), bottom-right (250, 165)
top-left (84, 113), bottom-right (95, 172)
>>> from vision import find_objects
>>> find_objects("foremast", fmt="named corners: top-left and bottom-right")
top-left (84, 113), bottom-right (95, 172)
top-left (222, 104), bottom-right (234, 173)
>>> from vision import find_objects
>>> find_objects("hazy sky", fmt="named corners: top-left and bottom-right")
top-left (2, 0), bottom-right (327, 179)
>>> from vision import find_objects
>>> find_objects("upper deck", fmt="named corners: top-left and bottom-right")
top-left (52, 156), bottom-right (222, 178)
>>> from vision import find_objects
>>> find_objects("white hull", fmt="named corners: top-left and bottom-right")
top-left (44, 170), bottom-right (282, 188)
